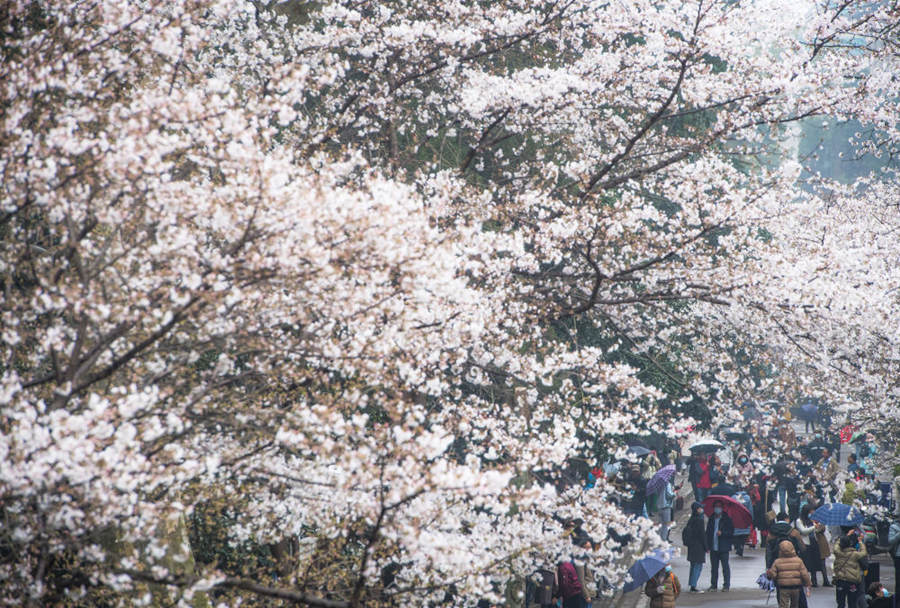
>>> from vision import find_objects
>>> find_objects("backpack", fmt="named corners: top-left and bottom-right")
top-left (558, 561), bottom-right (583, 599)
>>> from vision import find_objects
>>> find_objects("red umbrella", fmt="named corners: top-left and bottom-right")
top-left (702, 495), bottom-right (752, 529)
top-left (839, 425), bottom-right (854, 444)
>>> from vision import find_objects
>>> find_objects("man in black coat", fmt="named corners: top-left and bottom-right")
top-left (705, 498), bottom-right (734, 591)
top-left (765, 512), bottom-right (804, 569)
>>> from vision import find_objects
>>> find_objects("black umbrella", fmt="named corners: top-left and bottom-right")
top-left (807, 437), bottom-right (830, 450)
top-left (724, 431), bottom-right (751, 442)
top-left (788, 406), bottom-right (807, 421)
top-left (709, 483), bottom-right (740, 498)
top-left (741, 401), bottom-right (762, 420)
top-left (803, 446), bottom-right (825, 462)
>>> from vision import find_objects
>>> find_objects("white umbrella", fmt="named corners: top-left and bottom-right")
top-left (688, 438), bottom-right (724, 452)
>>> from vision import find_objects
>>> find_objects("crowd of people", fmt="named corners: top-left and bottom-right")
top-left (525, 402), bottom-right (900, 608)
top-left (670, 407), bottom-right (900, 608)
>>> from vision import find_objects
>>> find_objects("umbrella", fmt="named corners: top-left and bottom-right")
top-left (839, 425), bottom-right (854, 444)
top-left (807, 437), bottom-right (831, 450)
top-left (702, 495), bottom-right (753, 529)
top-left (811, 503), bottom-right (864, 527)
top-left (742, 407), bottom-right (762, 420)
top-left (741, 400), bottom-right (760, 419)
top-left (626, 445), bottom-right (651, 457)
top-left (708, 483), bottom-right (740, 498)
top-left (724, 431), bottom-right (750, 442)
top-left (788, 406), bottom-right (809, 421)
top-left (849, 431), bottom-right (867, 444)
top-left (797, 401), bottom-right (818, 421)
top-left (622, 548), bottom-right (671, 592)
top-left (646, 465), bottom-right (676, 495)
top-left (756, 573), bottom-right (776, 591)
top-left (802, 446), bottom-right (825, 462)
top-left (688, 439), bottom-right (724, 452)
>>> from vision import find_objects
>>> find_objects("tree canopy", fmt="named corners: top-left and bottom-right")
top-left (2, 0), bottom-right (899, 606)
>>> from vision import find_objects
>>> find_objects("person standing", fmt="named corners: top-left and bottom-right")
top-left (794, 504), bottom-right (830, 587)
top-left (888, 517), bottom-right (900, 597)
top-left (775, 459), bottom-right (791, 514)
top-left (535, 566), bottom-right (557, 608)
top-left (556, 559), bottom-right (586, 608)
top-left (832, 530), bottom-right (868, 608)
top-left (681, 502), bottom-right (707, 592)
top-left (708, 455), bottom-right (725, 493)
top-left (733, 453), bottom-right (754, 488)
top-left (696, 454), bottom-right (712, 502)
top-left (644, 564), bottom-right (680, 608)
top-left (766, 540), bottom-right (812, 608)
top-left (767, 512), bottom-right (805, 569)
top-left (705, 499), bottom-right (734, 591)
top-left (816, 447), bottom-right (839, 485)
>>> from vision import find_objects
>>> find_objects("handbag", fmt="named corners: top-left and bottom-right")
top-left (858, 554), bottom-right (869, 572)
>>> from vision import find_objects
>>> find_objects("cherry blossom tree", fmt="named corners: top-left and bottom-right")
top-left (2, 0), bottom-right (899, 606)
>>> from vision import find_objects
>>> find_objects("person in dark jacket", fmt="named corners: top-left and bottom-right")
top-left (767, 512), bottom-right (804, 569)
top-left (681, 501), bottom-right (707, 592)
top-left (866, 582), bottom-right (893, 608)
top-left (705, 499), bottom-right (734, 591)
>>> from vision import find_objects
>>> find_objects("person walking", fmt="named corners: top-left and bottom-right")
top-left (766, 540), bottom-right (812, 608)
top-left (767, 512), bottom-right (805, 569)
top-left (681, 501), bottom-right (707, 592)
top-left (657, 479), bottom-right (677, 541)
top-left (833, 530), bottom-right (868, 608)
top-left (795, 504), bottom-right (830, 587)
top-left (705, 499), bottom-right (734, 591)
top-left (644, 564), bottom-right (680, 608)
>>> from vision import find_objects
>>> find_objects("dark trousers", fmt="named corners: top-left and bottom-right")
top-left (562, 595), bottom-right (586, 608)
top-left (835, 579), bottom-right (862, 608)
top-left (709, 550), bottom-right (730, 588)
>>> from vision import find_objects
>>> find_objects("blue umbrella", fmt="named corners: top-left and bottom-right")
top-left (798, 401), bottom-right (819, 421)
top-left (810, 503), bottom-right (864, 527)
top-left (645, 465), bottom-right (676, 495)
top-left (623, 548), bottom-right (671, 592)
top-left (626, 445), bottom-right (651, 457)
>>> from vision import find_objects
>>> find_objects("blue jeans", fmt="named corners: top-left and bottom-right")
top-left (689, 562), bottom-right (703, 588)
top-left (698, 487), bottom-right (710, 502)
top-left (709, 550), bottom-right (730, 588)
